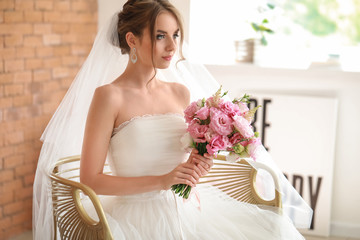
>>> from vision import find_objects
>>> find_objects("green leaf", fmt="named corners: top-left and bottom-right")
top-left (267, 3), bottom-right (275, 9)
top-left (261, 36), bottom-right (267, 45)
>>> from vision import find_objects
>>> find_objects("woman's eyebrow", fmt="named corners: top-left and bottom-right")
top-left (156, 28), bottom-right (180, 34)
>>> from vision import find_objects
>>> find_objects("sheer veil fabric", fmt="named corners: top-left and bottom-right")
top-left (33, 12), bottom-right (312, 239)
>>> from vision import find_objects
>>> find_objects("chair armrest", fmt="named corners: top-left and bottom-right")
top-left (50, 156), bottom-right (113, 240)
top-left (200, 154), bottom-right (282, 209)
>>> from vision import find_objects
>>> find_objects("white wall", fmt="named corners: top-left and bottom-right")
top-left (98, 0), bottom-right (360, 238)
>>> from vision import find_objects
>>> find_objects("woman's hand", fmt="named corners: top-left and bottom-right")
top-left (187, 149), bottom-right (214, 177)
top-left (161, 162), bottom-right (203, 190)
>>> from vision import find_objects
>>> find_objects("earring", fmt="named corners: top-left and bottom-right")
top-left (130, 47), bottom-right (137, 64)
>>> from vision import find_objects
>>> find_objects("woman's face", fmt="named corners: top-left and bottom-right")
top-left (137, 11), bottom-right (179, 69)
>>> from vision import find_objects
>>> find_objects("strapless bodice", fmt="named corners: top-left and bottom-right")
top-left (108, 113), bottom-right (188, 177)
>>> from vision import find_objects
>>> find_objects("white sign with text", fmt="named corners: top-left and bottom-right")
top-left (246, 93), bottom-right (338, 237)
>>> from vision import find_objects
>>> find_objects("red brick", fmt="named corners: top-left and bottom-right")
top-left (54, 1), bottom-right (70, 11)
top-left (70, 23), bottom-right (97, 34)
top-left (25, 11), bottom-right (43, 22)
top-left (3, 108), bottom-right (21, 121)
top-left (0, 73), bottom-right (14, 84)
top-left (35, 0), bottom-right (53, 10)
top-left (0, 217), bottom-right (12, 232)
top-left (0, 23), bottom-right (33, 34)
top-left (5, 131), bottom-right (24, 145)
top-left (4, 153), bottom-right (24, 169)
top-left (71, 44), bottom-right (91, 56)
top-left (42, 101), bottom-right (59, 114)
top-left (43, 57), bottom-right (61, 68)
top-left (60, 77), bottom-right (74, 88)
top-left (26, 105), bottom-right (41, 118)
top-left (34, 23), bottom-right (51, 34)
top-left (4, 83), bottom-right (24, 96)
top-left (71, 1), bottom-right (93, 12)
top-left (43, 34), bottom-right (61, 46)
top-left (16, 47), bottom-right (36, 58)
top-left (4, 59), bottom-right (24, 72)
top-left (24, 173), bottom-right (35, 186)
top-left (0, 48), bottom-right (16, 60)
top-left (25, 58), bottom-right (43, 70)
top-left (0, 169), bottom-right (14, 182)
top-left (23, 35), bottom-right (43, 47)
top-left (4, 34), bottom-right (23, 47)
top-left (3, 179), bottom-right (23, 194)
top-left (0, 146), bottom-right (15, 159)
top-left (42, 79), bottom-right (61, 91)
top-left (62, 34), bottom-right (77, 44)
top-left (62, 56), bottom-right (79, 66)
top-left (53, 45), bottom-right (70, 56)
top-left (15, 162), bottom-right (35, 177)
top-left (52, 23), bottom-right (69, 34)
top-left (33, 69), bottom-right (51, 82)
top-left (0, 1), bottom-right (15, 10)
top-left (11, 210), bottom-right (31, 225)
top-left (23, 128), bottom-right (41, 141)
top-left (4, 11), bottom-right (23, 23)
top-left (52, 67), bottom-right (69, 79)
top-left (43, 11), bottom-right (61, 22)
top-left (0, 36), bottom-right (4, 47)
top-left (13, 95), bottom-right (33, 107)
top-left (15, 0), bottom-right (34, 10)
top-left (0, 97), bottom-right (13, 108)
top-left (14, 71), bottom-right (32, 83)
top-left (0, 191), bottom-right (14, 205)
top-left (35, 46), bottom-right (53, 57)
top-left (4, 201), bottom-right (25, 215)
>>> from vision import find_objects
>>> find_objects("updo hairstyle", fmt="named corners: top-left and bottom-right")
top-left (117, 0), bottom-right (185, 60)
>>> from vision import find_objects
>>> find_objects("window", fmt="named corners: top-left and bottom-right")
top-left (188, 0), bottom-right (360, 71)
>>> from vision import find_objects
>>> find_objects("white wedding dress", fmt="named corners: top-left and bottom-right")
top-left (88, 113), bottom-right (305, 240)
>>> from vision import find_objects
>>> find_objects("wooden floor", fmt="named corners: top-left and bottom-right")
top-left (8, 231), bottom-right (360, 240)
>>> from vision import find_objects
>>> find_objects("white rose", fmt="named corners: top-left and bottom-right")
top-left (180, 132), bottom-right (193, 153)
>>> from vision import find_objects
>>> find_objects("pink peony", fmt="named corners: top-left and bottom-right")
top-left (209, 108), bottom-right (233, 136)
top-left (187, 121), bottom-right (208, 143)
top-left (219, 101), bottom-right (241, 118)
top-left (233, 115), bottom-right (254, 138)
top-left (229, 132), bottom-right (243, 145)
top-left (195, 107), bottom-right (210, 120)
top-left (184, 100), bottom-right (201, 123)
top-left (206, 135), bottom-right (230, 156)
top-left (204, 128), bottom-right (216, 143)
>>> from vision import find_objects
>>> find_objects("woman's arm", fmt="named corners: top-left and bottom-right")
top-left (80, 86), bottom-right (202, 196)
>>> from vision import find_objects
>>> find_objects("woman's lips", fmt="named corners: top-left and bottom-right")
top-left (162, 55), bottom-right (173, 61)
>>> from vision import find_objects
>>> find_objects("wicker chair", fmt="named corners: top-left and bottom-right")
top-left (50, 155), bottom-right (282, 240)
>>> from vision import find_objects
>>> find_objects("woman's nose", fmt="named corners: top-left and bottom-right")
top-left (166, 37), bottom-right (176, 52)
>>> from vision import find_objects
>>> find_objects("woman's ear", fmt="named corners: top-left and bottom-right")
top-left (125, 32), bottom-right (137, 49)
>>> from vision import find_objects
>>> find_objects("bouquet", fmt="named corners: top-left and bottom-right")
top-left (172, 87), bottom-right (261, 199)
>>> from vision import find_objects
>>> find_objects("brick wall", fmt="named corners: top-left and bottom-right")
top-left (0, 0), bottom-right (97, 238)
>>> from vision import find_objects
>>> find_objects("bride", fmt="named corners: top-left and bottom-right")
top-left (33, 0), bottom-right (312, 239)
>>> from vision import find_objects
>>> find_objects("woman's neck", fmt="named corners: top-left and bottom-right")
top-left (120, 61), bottom-right (157, 89)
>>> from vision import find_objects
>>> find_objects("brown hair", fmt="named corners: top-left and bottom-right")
top-left (117, 0), bottom-right (185, 62)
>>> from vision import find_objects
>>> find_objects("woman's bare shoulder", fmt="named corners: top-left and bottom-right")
top-left (91, 84), bottom-right (124, 112)
top-left (166, 82), bottom-right (190, 107)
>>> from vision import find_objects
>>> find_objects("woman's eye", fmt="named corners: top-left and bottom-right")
top-left (156, 34), bottom-right (165, 40)
top-left (173, 33), bottom-right (179, 39)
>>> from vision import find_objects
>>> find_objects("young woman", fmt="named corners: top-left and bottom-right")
top-left (33, 0), bottom-right (312, 239)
